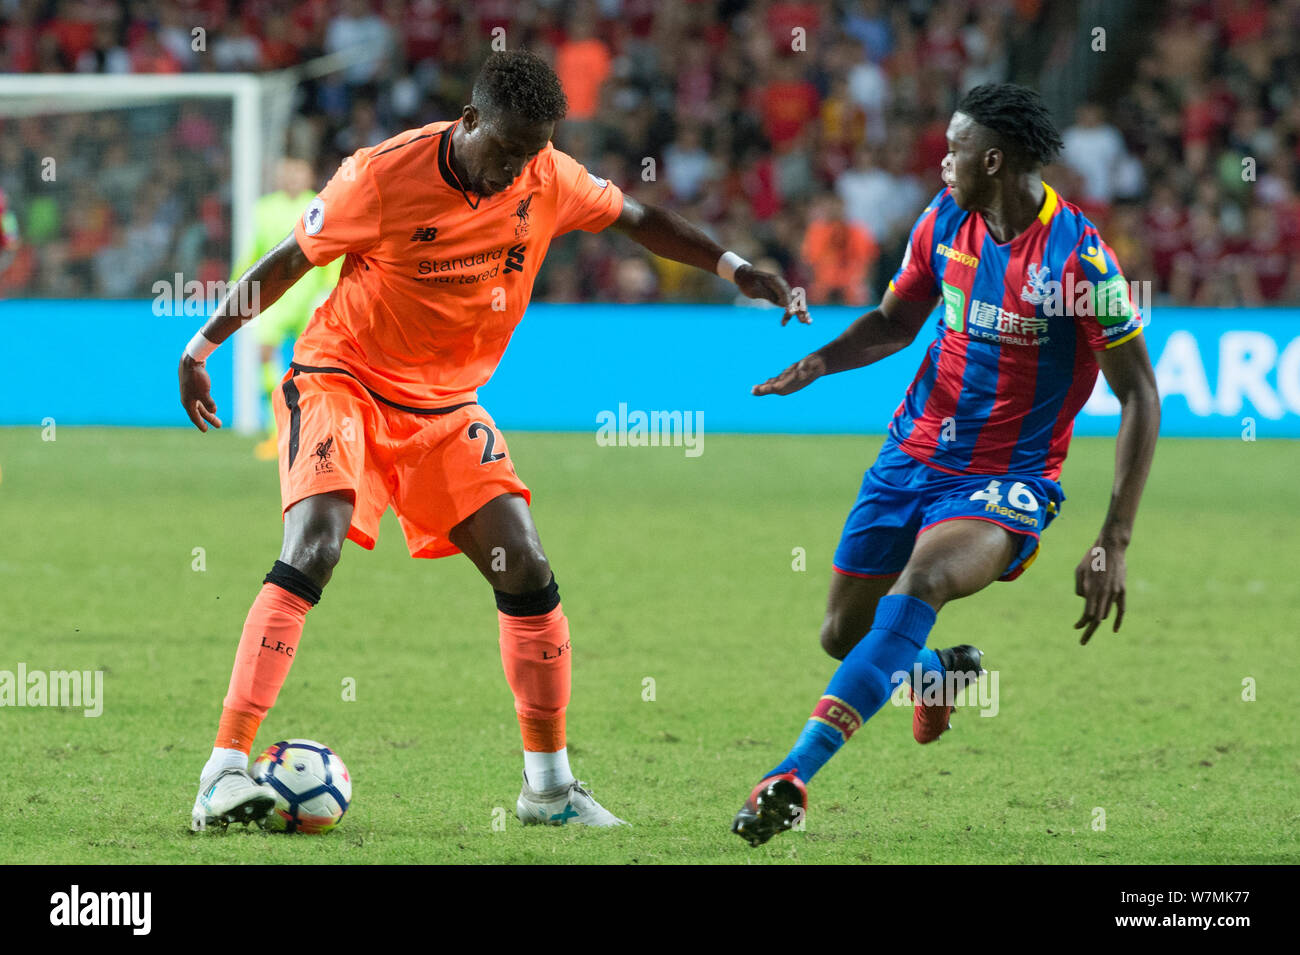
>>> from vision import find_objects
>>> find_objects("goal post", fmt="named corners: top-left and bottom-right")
top-left (0, 49), bottom-right (370, 435)
top-left (0, 73), bottom-right (267, 432)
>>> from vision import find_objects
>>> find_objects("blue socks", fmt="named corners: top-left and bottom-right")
top-left (912, 647), bottom-right (945, 687)
top-left (766, 594), bottom-right (937, 782)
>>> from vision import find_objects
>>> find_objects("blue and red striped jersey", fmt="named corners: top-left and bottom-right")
top-left (886, 184), bottom-right (1142, 482)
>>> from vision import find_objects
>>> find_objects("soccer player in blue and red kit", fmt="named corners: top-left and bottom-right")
top-left (732, 84), bottom-right (1161, 846)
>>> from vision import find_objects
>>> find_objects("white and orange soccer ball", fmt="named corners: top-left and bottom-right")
top-left (252, 739), bottom-right (352, 834)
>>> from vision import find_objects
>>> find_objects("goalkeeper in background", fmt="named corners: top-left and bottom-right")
top-left (235, 158), bottom-right (341, 459)
top-left (0, 186), bottom-right (18, 277)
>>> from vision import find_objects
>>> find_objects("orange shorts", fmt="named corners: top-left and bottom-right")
top-left (272, 366), bottom-right (530, 559)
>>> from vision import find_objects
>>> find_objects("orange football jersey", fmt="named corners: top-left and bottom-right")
top-left (291, 119), bottom-right (625, 408)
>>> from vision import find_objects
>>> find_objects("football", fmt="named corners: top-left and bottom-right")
top-left (251, 739), bottom-right (352, 834)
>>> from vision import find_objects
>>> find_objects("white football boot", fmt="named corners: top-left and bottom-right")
top-left (516, 774), bottom-right (627, 827)
top-left (190, 768), bottom-right (276, 832)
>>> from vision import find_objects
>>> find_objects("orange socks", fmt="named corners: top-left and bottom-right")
top-left (497, 602), bottom-right (571, 753)
top-left (214, 562), bottom-right (320, 754)
top-left (213, 564), bottom-right (572, 789)
top-left (214, 708), bottom-right (262, 754)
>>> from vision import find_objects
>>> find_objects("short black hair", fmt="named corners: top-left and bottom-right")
top-left (471, 50), bottom-right (568, 123)
top-left (955, 83), bottom-right (1063, 169)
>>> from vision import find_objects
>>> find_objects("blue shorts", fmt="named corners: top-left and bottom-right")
top-left (833, 440), bottom-right (1065, 583)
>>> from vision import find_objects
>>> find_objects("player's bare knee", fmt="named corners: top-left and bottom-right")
top-left (304, 541), bottom-right (343, 582)
top-left (894, 565), bottom-right (954, 609)
top-left (513, 551), bottom-right (553, 594)
top-left (819, 617), bottom-right (852, 660)
top-left (493, 556), bottom-right (560, 618)
top-left (282, 531), bottom-right (344, 586)
top-left (493, 549), bottom-right (552, 595)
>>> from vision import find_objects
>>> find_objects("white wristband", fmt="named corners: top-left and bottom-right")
top-left (716, 250), bottom-right (750, 283)
top-left (185, 330), bottom-right (218, 362)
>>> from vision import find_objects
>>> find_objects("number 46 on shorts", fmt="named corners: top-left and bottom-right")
top-left (969, 479), bottom-right (1039, 512)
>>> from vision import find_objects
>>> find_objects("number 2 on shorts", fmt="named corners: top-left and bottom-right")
top-left (467, 422), bottom-right (507, 465)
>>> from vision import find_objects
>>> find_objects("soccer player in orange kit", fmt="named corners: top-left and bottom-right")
top-left (180, 51), bottom-right (807, 830)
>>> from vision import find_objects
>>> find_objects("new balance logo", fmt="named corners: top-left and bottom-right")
top-left (410, 226), bottom-right (439, 242)
top-left (504, 243), bottom-right (526, 273)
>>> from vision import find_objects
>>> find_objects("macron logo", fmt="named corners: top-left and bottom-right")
top-left (49, 885), bottom-right (151, 936)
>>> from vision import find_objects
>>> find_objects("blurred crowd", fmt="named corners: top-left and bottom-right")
top-left (0, 103), bottom-right (234, 296)
top-left (1, 0), bottom-right (1298, 308)
top-left (1100, 0), bottom-right (1300, 306)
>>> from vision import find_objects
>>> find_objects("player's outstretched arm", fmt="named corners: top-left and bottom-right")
top-left (178, 231), bottom-right (315, 432)
top-left (1073, 334), bottom-right (1160, 644)
top-left (609, 195), bottom-right (810, 325)
top-left (751, 288), bottom-right (937, 396)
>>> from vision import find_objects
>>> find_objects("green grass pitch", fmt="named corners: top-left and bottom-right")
top-left (0, 426), bottom-right (1295, 864)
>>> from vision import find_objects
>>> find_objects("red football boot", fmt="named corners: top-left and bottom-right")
top-left (912, 645), bottom-right (984, 744)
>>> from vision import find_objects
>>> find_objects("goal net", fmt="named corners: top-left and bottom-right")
top-left (0, 69), bottom-right (311, 434)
